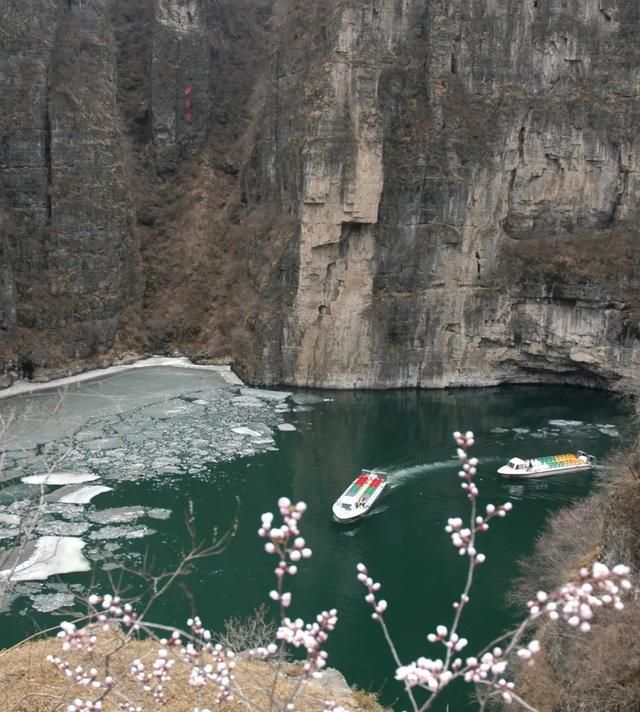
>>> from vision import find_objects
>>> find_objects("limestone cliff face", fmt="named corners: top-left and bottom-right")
top-left (1, 0), bottom-right (640, 390)
top-left (249, 0), bottom-right (640, 389)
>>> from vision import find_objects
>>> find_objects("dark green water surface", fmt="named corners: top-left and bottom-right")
top-left (0, 381), bottom-right (632, 710)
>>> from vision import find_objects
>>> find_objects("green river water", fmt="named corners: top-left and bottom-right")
top-left (0, 372), bottom-right (632, 711)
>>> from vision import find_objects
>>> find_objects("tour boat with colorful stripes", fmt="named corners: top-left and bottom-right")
top-left (497, 451), bottom-right (595, 478)
top-left (332, 470), bottom-right (387, 522)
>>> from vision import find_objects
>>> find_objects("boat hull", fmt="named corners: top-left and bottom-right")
top-left (332, 470), bottom-right (387, 522)
top-left (498, 452), bottom-right (595, 478)
top-left (497, 463), bottom-right (592, 478)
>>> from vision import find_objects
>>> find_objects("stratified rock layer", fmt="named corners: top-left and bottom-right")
top-left (1, 0), bottom-right (639, 391)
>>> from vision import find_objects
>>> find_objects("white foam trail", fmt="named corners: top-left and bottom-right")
top-left (386, 460), bottom-right (458, 487)
top-left (387, 457), bottom-right (504, 488)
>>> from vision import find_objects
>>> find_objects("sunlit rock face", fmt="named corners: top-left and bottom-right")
top-left (248, 0), bottom-right (640, 390)
top-left (1, 0), bottom-right (640, 390)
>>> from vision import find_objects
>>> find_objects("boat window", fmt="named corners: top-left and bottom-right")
top-left (341, 503), bottom-right (352, 510)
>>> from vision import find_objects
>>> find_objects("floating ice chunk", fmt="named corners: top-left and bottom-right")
top-left (193, 399), bottom-right (209, 406)
top-left (59, 486), bottom-right (113, 504)
top-left (274, 404), bottom-right (290, 412)
top-left (231, 396), bottom-right (265, 408)
top-left (21, 472), bottom-right (99, 486)
top-left (32, 592), bottom-right (75, 613)
top-left (147, 508), bottom-right (171, 520)
top-left (89, 525), bottom-right (155, 541)
top-left (490, 427), bottom-right (510, 434)
top-left (277, 424), bottom-right (297, 432)
top-left (240, 388), bottom-right (292, 402)
top-left (512, 428), bottom-right (530, 434)
top-left (596, 424), bottom-right (620, 437)
top-left (291, 393), bottom-right (324, 405)
top-left (88, 506), bottom-right (146, 524)
top-left (37, 520), bottom-right (90, 537)
top-left (0, 536), bottom-right (90, 581)
top-left (293, 405), bottom-right (313, 412)
top-left (548, 420), bottom-right (584, 428)
top-left (232, 426), bottom-right (264, 438)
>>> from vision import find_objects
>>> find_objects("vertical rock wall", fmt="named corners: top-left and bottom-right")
top-left (249, 0), bottom-right (640, 390)
top-left (1, 0), bottom-right (640, 391)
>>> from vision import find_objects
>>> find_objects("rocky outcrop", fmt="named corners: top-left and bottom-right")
top-left (1, 0), bottom-right (640, 391)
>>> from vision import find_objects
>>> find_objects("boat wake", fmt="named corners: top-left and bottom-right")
top-left (386, 456), bottom-right (504, 489)
top-left (385, 460), bottom-right (458, 488)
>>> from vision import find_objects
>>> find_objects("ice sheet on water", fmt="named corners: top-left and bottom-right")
top-left (277, 423), bottom-right (297, 432)
top-left (0, 536), bottom-right (90, 581)
top-left (21, 472), bottom-right (99, 486)
top-left (59, 485), bottom-right (113, 504)
top-left (29, 385), bottom-right (287, 481)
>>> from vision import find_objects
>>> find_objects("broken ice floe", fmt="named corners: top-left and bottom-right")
top-left (277, 423), bottom-right (297, 432)
top-left (0, 536), bottom-right (90, 582)
top-left (240, 388), bottom-right (292, 402)
top-left (232, 426), bottom-right (265, 438)
top-left (548, 420), bottom-right (584, 429)
top-left (43, 484), bottom-right (113, 504)
top-left (31, 592), bottom-right (75, 613)
top-left (291, 393), bottom-right (324, 405)
top-left (88, 506), bottom-right (170, 525)
top-left (36, 520), bottom-right (90, 537)
top-left (21, 472), bottom-right (99, 486)
top-left (231, 395), bottom-right (265, 408)
top-left (89, 525), bottom-right (155, 541)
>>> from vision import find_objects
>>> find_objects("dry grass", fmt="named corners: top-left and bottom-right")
top-left (0, 630), bottom-right (383, 712)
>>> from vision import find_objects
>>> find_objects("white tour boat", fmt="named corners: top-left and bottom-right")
top-left (497, 451), bottom-right (595, 478)
top-left (332, 470), bottom-right (387, 522)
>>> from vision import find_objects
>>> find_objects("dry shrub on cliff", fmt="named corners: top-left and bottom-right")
top-left (510, 494), bottom-right (605, 608)
top-left (0, 632), bottom-right (369, 712)
top-left (515, 605), bottom-right (640, 712)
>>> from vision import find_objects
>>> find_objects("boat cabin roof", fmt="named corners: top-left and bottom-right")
top-left (506, 457), bottom-right (533, 471)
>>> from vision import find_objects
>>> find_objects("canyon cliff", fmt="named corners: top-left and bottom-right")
top-left (1, 0), bottom-right (640, 390)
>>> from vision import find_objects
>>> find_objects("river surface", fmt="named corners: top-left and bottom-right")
top-left (0, 367), bottom-right (632, 710)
